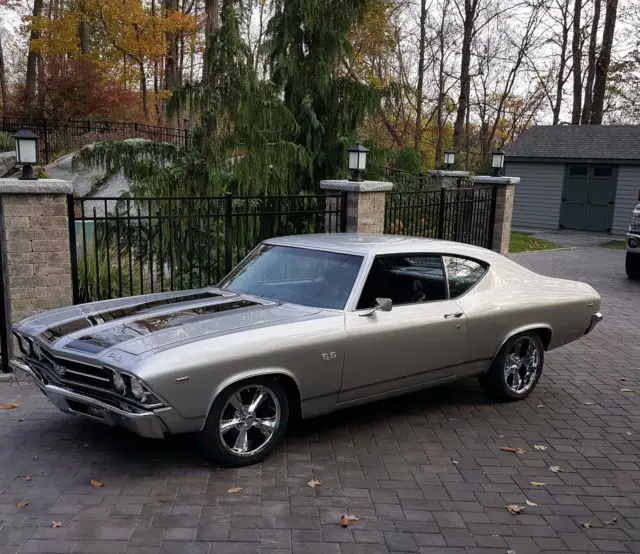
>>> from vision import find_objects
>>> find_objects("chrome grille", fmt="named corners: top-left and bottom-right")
top-left (28, 351), bottom-right (113, 391)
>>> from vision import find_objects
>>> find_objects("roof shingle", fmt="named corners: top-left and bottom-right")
top-left (506, 125), bottom-right (640, 160)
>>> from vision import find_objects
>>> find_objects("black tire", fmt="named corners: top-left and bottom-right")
top-left (198, 377), bottom-right (289, 467)
top-left (626, 252), bottom-right (640, 280)
top-left (479, 332), bottom-right (544, 401)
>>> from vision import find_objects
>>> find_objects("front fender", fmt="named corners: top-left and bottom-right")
top-left (199, 367), bottom-right (303, 431)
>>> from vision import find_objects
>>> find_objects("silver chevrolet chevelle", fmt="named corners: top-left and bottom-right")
top-left (11, 234), bottom-right (602, 466)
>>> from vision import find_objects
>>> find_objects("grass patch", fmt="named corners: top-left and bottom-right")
top-left (509, 231), bottom-right (561, 253)
top-left (599, 239), bottom-right (626, 250)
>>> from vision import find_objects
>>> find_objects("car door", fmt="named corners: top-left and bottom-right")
top-left (338, 254), bottom-right (468, 403)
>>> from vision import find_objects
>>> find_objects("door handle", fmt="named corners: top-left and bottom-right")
top-left (444, 312), bottom-right (464, 319)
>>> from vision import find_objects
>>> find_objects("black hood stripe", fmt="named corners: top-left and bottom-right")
top-left (41, 292), bottom-right (222, 344)
top-left (65, 299), bottom-right (261, 354)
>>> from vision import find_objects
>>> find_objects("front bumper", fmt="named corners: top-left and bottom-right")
top-left (10, 359), bottom-right (169, 439)
top-left (585, 312), bottom-right (603, 335)
top-left (626, 232), bottom-right (640, 253)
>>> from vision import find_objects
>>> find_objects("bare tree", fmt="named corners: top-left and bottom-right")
top-left (0, 34), bottom-right (6, 113)
top-left (580, 0), bottom-right (601, 123)
top-left (571, 0), bottom-right (582, 123)
top-left (590, 0), bottom-right (618, 123)
top-left (452, 0), bottom-right (479, 153)
top-left (553, 0), bottom-right (573, 124)
top-left (413, 0), bottom-right (428, 153)
top-left (25, 0), bottom-right (43, 114)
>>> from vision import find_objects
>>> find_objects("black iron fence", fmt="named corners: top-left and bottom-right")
top-left (376, 166), bottom-right (473, 191)
top-left (385, 186), bottom-right (497, 249)
top-left (1, 117), bottom-right (190, 165)
top-left (69, 193), bottom-right (346, 303)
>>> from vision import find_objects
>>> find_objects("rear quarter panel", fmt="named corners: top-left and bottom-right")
top-left (456, 264), bottom-right (600, 361)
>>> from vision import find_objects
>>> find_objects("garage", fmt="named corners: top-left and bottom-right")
top-left (505, 125), bottom-right (640, 236)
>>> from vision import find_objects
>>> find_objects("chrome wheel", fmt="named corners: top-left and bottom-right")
top-left (218, 384), bottom-right (281, 457)
top-left (504, 337), bottom-right (540, 395)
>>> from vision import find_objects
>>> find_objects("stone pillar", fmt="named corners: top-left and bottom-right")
top-left (426, 170), bottom-right (471, 190)
top-left (472, 176), bottom-right (520, 255)
top-left (0, 179), bottom-right (74, 324)
top-left (320, 180), bottom-right (393, 233)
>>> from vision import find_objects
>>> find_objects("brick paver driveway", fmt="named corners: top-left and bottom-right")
top-left (1, 246), bottom-right (639, 554)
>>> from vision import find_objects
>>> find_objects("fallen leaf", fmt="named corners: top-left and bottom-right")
top-left (452, 460), bottom-right (459, 465)
top-left (0, 402), bottom-right (18, 409)
top-left (89, 480), bottom-right (104, 488)
top-left (24, 475), bottom-right (32, 481)
top-left (16, 500), bottom-right (30, 509)
top-left (497, 434), bottom-right (505, 438)
top-left (501, 447), bottom-right (525, 455)
top-left (339, 514), bottom-right (359, 527)
top-left (51, 521), bottom-right (62, 528)
top-left (621, 388), bottom-right (634, 393)
top-left (506, 504), bottom-right (523, 514)
top-left (525, 499), bottom-right (538, 507)
top-left (18, 418), bottom-right (24, 422)
top-left (529, 481), bottom-right (546, 487)
top-left (626, 432), bottom-right (633, 436)
top-left (606, 517), bottom-right (617, 526)
top-left (537, 404), bottom-right (544, 408)
top-left (228, 487), bottom-right (243, 494)
top-left (584, 401), bottom-right (595, 405)
top-left (549, 466), bottom-right (562, 473)
top-left (507, 550), bottom-right (516, 554)
top-left (533, 445), bottom-right (547, 451)
top-left (620, 377), bottom-right (628, 382)
top-left (307, 480), bottom-right (322, 488)
top-left (581, 521), bottom-right (592, 528)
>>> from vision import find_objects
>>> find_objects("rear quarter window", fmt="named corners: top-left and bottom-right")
top-left (443, 256), bottom-right (488, 299)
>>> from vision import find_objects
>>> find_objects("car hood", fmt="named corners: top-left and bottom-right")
top-left (14, 288), bottom-right (325, 365)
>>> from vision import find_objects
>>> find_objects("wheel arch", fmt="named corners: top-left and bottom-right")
top-left (495, 325), bottom-right (552, 359)
top-left (200, 368), bottom-right (303, 431)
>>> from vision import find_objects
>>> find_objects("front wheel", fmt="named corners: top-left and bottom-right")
top-left (626, 252), bottom-right (640, 280)
top-left (479, 332), bottom-right (544, 401)
top-left (198, 378), bottom-right (289, 467)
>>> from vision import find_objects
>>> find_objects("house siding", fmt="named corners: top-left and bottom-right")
top-left (612, 166), bottom-right (640, 236)
top-left (506, 162), bottom-right (565, 230)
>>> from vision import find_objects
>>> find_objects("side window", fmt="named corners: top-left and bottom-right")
top-left (357, 255), bottom-right (447, 309)
top-left (443, 256), bottom-right (488, 298)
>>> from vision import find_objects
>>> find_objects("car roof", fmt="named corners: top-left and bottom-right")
top-left (264, 233), bottom-right (499, 261)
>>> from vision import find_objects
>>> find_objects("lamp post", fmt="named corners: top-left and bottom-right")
top-left (491, 148), bottom-right (505, 177)
top-left (13, 129), bottom-right (39, 181)
top-left (444, 150), bottom-right (455, 170)
top-left (347, 143), bottom-right (369, 182)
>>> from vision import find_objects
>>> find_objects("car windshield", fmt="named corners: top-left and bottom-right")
top-left (219, 244), bottom-right (364, 310)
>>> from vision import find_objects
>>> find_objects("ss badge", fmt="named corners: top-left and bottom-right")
top-left (321, 352), bottom-right (337, 361)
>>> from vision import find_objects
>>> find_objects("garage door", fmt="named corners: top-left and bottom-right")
top-left (560, 165), bottom-right (617, 232)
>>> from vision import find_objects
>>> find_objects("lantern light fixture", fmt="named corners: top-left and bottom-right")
top-left (13, 129), bottom-right (39, 181)
top-left (347, 143), bottom-right (369, 182)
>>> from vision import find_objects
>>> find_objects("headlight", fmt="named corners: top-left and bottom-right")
top-left (112, 371), bottom-right (126, 394)
top-left (129, 377), bottom-right (146, 401)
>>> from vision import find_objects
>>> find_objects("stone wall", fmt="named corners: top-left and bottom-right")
top-left (0, 180), bottom-right (73, 323)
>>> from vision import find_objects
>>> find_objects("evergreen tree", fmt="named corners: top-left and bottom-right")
top-left (266, 0), bottom-right (381, 190)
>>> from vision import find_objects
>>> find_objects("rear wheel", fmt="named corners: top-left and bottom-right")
top-left (479, 332), bottom-right (544, 401)
top-left (198, 378), bottom-right (289, 467)
top-left (626, 252), bottom-right (640, 280)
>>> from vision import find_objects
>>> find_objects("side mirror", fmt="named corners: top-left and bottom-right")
top-left (360, 297), bottom-right (393, 317)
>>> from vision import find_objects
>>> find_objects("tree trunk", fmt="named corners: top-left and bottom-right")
top-left (25, 0), bottom-right (44, 114)
top-left (581, 0), bottom-right (601, 124)
top-left (139, 61), bottom-right (149, 119)
top-left (552, 0), bottom-right (571, 125)
top-left (0, 34), bottom-right (7, 114)
top-left (413, 0), bottom-right (427, 153)
top-left (203, 0), bottom-right (220, 84)
top-left (435, 1), bottom-right (448, 166)
top-left (589, 0), bottom-right (617, 124)
top-left (453, 0), bottom-right (477, 153)
top-left (152, 0), bottom-right (160, 121)
top-left (571, 0), bottom-right (582, 124)
top-left (165, 0), bottom-right (179, 125)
